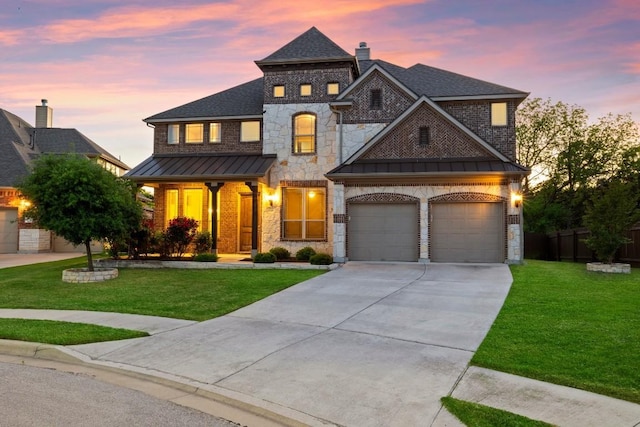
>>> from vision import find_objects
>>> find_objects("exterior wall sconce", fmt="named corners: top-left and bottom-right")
top-left (511, 192), bottom-right (523, 208)
top-left (264, 192), bottom-right (278, 207)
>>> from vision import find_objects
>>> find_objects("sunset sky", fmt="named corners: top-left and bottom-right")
top-left (1, 0), bottom-right (638, 168)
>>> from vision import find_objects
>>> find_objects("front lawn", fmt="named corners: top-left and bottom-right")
top-left (0, 319), bottom-right (148, 345)
top-left (441, 397), bottom-right (553, 427)
top-left (472, 260), bottom-right (640, 403)
top-left (0, 257), bottom-right (325, 321)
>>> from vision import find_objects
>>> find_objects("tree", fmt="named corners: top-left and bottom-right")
top-left (517, 98), bottom-right (639, 232)
top-left (583, 180), bottom-right (640, 264)
top-left (17, 154), bottom-right (142, 271)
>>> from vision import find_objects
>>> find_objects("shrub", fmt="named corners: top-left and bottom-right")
top-left (309, 253), bottom-right (333, 265)
top-left (269, 246), bottom-right (291, 260)
top-left (193, 231), bottom-right (212, 255)
top-left (193, 253), bottom-right (219, 262)
top-left (253, 252), bottom-right (276, 263)
top-left (165, 217), bottom-right (199, 258)
top-left (295, 246), bottom-right (316, 261)
top-left (149, 231), bottom-right (170, 259)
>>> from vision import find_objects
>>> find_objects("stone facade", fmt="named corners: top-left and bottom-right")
top-left (18, 229), bottom-right (51, 253)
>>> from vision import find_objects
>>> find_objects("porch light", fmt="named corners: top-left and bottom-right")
top-left (511, 192), bottom-right (523, 208)
top-left (20, 200), bottom-right (31, 209)
top-left (264, 192), bottom-right (278, 207)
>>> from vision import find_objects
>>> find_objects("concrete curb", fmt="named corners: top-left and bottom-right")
top-left (0, 339), bottom-right (337, 427)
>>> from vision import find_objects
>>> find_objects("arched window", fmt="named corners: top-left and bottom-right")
top-left (293, 113), bottom-right (316, 153)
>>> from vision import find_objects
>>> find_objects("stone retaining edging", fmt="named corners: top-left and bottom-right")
top-left (586, 262), bottom-right (631, 274)
top-left (62, 268), bottom-right (119, 283)
top-left (95, 259), bottom-right (338, 270)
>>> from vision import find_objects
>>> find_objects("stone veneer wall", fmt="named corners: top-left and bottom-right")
top-left (340, 123), bottom-right (387, 163)
top-left (332, 182), bottom-right (522, 263)
top-left (439, 100), bottom-right (518, 160)
top-left (18, 229), bottom-right (51, 252)
top-left (261, 103), bottom-right (336, 255)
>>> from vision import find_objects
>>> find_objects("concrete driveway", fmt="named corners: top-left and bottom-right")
top-left (72, 262), bottom-right (512, 427)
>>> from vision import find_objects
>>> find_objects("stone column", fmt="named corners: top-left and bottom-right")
top-left (245, 181), bottom-right (259, 257)
top-left (332, 182), bottom-right (346, 262)
top-left (205, 182), bottom-right (225, 255)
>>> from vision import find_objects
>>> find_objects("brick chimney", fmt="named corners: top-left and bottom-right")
top-left (35, 99), bottom-right (53, 128)
top-left (355, 42), bottom-right (370, 61)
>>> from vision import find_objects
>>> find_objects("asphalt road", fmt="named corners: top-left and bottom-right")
top-left (0, 361), bottom-right (239, 427)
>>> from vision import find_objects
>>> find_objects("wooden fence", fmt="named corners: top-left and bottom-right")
top-left (524, 225), bottom-right (640, 267)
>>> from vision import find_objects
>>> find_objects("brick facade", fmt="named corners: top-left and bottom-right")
top-left (263, 63), bottom-right (353, 104)
top-left (439, 100), bottom-right (517, 160)
top-left (360, 103), bottom-right (493, 160)
top-left (154, 121), bottom-right (263, 155)
top-left (342, 71), bottom-right (415, 124)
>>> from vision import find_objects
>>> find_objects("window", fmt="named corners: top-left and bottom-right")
top-left (167, 124), bottom-right (179, 144)
top-left (300, 84), bottom-right (312, 97)
top-left (273, 85), bottom-right (285, 98)
top-left (419, 126), bottom-right (430, 146)
top-left (293, 114), bottom-right (316, 153)
top-left (185, 123), bottom-right (203, 143)
top-left (491, 102), bottom-right (508, 126)
top-left (327, 82), bottom-right (340, 95)
top-left (370, 89), bottom-right (382, 109)
top-left (283, 187), bottom-right (326, 240)
top-left (209, 123), bottom-right (221, 143)
top-left (184, 189), bottom-right (203, 230)
top-left (165, 189), bottom-right (178, 226)
top-left (241, 121), bottom-right (261, 142)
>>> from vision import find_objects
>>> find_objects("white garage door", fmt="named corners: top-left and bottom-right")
top-left (430, 202), bottom-right (504, 263)
top-left (0, 208), bottom-right (19, 254)
top-left (348, 203), bottom-right (419, 262)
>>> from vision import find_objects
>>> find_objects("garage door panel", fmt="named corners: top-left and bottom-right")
top-left (431, 202), bottom-right (503, 263)
top-left (348, 203), bottom-right (418, 262)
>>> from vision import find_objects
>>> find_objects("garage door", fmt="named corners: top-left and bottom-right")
top-left (0, 208), bottom-right (19, 254)
top-left (348, 203), bottom-right (419, 261)
top-left (430, 202), bottom-right (504, 263)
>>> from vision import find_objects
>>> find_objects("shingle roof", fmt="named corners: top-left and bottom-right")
top-left (359, 60), bottom-right (528, 98)
top-left (125, 153), bottom-right (277, 182)
top-left (144, 78), bottom-right (264, 122)
top-left (0, 108), bottom-right (129, 187)
top-left (326, 158), bottom-right (529, 179)
top-left (255, 26), bottom-right (353, 66)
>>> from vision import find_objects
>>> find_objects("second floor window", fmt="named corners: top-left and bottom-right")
top-left (300, 84), bottom-right (312, 97)
top-left (209, 123), bottom-right (221, 143)
top-left (185, 123), bottom-right (203, 143)
top-left (167, 124), bottom-right (179, 144)
top-left (370, 89), bottom-right (382, 110)
top-left (293, 114), bottom-right (316, 153)
top-left (327, 82), bottom-right (340, 95)
top-left (419, 126), bottom-right (430, 146)
top-left (273, 85), bottom-right (285, 98)
top-left (491, 102), bottom-right (508, 126)
top-left (241, 121), bottom-right (261, 142)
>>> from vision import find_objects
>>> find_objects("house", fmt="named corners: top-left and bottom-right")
top-left (0, 100), bottom-right (129, 253)
top-left (126, 27), bottom-right (529, 263)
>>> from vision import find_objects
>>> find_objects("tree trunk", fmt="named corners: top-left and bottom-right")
top-left (85, 239), bottom-right (94, 271)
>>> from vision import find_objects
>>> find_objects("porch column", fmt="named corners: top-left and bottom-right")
top-left (205, 182), bottom-right (225, 255)
top-left (245, 181), bottom-right (259, 257)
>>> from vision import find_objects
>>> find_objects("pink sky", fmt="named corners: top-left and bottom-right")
top-left (1, 0), bottom-right (638, 167)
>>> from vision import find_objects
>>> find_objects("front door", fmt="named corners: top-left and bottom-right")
top-left (239, 194), bottom-right (252, 252)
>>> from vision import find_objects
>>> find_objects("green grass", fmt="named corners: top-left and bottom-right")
top-left (441, 397), bottom-right (553, 427)
top-left (0, 318), bottom-right (148, 345)
top-left (0, 257), bottom-right (325, 321)
top-left (472, 260), bottom-right (640, 403)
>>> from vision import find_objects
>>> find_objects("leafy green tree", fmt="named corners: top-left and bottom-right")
top-left (583, 180), bottom-right (640, 264)
top-left (17, 154), bottom-right (142, 271)
top-left (517, 98), bottom-right (639, 232)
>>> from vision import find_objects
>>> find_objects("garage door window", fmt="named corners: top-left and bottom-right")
top-left (282, 187), bottom-right (325, 240)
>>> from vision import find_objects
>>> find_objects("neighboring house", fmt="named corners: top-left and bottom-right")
top-left (126, 27), bottom-right (529, 263)
top-left (0, 100), bottom-right (129, 253)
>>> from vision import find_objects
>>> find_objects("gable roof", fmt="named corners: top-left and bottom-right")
top-left (358, 60), bottom-right (528, 100)
top-left (345, 96), bottom-right (511, 164)
top-left (255, 26), bottom-right (355, 67)
top-left (144, 78), bottom-right (264, 122)
top-left (0, 107), bottom-right (128, 187)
